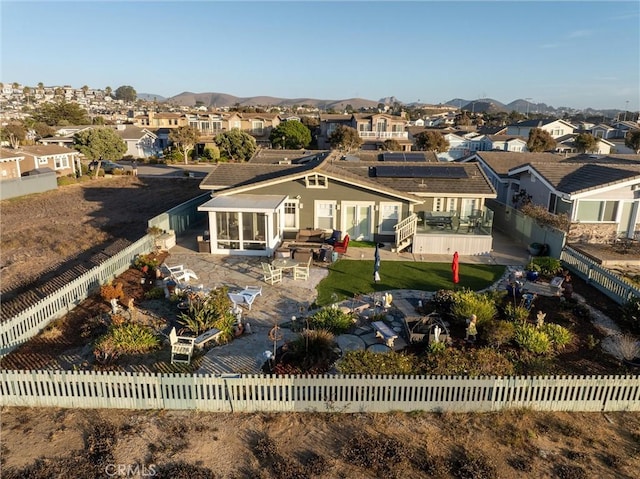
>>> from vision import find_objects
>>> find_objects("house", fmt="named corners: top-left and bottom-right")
top-left (196, 149), bottom-right (497, 256)
top-left (134, 111), bottom-right (187, 128)
top-left (591, 123), bottom-right (616, 139)
top-left (460, 151), bottom-right (565, 205)
top-left (506, 119), bottom-right (575, 139)
top-left (0, 148), bottom-right (24, 179)
top-left (554, 134), bottom-right (615, 155)
top-left (486, 135), bottom-right (528, 153)
top-left (507, 157), bottom-right (640, 243)
top-left (317, 113), bottom-right (411, 151)
top-left (112, 125), bottom-right (161, 158)
top-left (8, 145), bottom-right (79, 176)
top-left (610, 121), bottom-right (640, 139)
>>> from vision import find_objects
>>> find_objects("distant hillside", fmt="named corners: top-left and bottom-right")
top-left (138, 93), bottom-right (166, 102)
top-left (165, 92), bottom-right (380, 110)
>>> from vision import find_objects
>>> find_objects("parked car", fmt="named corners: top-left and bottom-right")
top-left (88, 160), bottom-right (125, 173)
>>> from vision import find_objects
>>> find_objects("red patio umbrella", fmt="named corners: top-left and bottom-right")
top-left (452, 251), bottom-right (460, 285)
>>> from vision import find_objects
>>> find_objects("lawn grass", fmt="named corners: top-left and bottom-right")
top-left (316, 260), bottom-right (505, 305)
top-left (348, 240), bottom-right (377, 248)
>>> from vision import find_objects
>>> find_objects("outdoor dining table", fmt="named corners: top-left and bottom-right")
top-left (272, 258), bottom-right (299, 272)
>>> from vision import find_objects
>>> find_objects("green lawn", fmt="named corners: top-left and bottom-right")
top-left (316, 260), bottom-right (505, 305)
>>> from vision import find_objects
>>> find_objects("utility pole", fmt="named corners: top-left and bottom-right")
top-left (525, 98), bottom-right (533, 119)
top-left (624, 100), bottom-right (629, 122)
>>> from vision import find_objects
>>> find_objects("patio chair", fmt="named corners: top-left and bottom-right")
top-left (293, 257), bottom-right (311, 281)
top-left (161, 263), bottom-right (198, 283)
top-left (169, 327), bottom-right (196, 364)
top-left (333, 234), bottom-right (350, 255)
top-left (261, 262), bottom-right (282, 285)
top-left (229, 286), bottom-right (262, 311)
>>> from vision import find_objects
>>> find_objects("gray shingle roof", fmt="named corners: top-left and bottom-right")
top-left (521, 162), bottom-right (640, 194)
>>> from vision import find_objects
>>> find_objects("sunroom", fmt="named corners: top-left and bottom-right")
top-left (197, 194), bottom-right (288, 256)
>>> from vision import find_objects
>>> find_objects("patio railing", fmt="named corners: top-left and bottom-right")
top-left (561, 246), bottom-right (640, 304)
top-left (1, 371), bottom-right (638, 412)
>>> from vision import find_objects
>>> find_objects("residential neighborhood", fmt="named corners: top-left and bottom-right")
top-left (2, 0), bottom-right (640, 475)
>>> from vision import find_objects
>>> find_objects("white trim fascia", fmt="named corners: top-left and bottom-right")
top-left (570, 177), bottom-right (640, 200)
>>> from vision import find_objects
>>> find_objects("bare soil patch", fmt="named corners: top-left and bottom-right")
top-left (0, 176), bottom-right (203, 307)
top-left (2, 407), bottom-right (639, 478)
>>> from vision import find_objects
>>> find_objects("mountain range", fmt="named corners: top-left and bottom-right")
top-left (139, 91), bottom-right (625, 117)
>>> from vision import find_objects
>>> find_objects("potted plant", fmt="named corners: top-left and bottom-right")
top-left (525, 261), bottom-right (541, 282)
top-left (528, 242), bottom-right (543, 256)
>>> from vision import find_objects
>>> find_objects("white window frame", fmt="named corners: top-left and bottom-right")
top-left (251, 120), bottom-right (264, 135)
top-left (38, 157), bottom-right (48, 165)
top-left (283, 200), bottom-right (300, 230)
top-left (54, 155), bottom-right (70, 170)
top-left (575, 200), bottom-right (619, 222)
top-left (378, 202), bottom-right (401, 234)
top-left (315, 201), bottom-right (336, 230)
top-left (305, 174), bottom-right (328, 188)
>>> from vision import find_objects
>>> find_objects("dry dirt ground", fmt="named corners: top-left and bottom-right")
top-left (0, 175), bottom-right (204, 303)
top-left (1, 408), bottom-right (639, 478)
top-left (2, 178), bottom-right (640, 478)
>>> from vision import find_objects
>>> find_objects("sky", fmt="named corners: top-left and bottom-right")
top-left (1, 0), bottom-right (639, 111)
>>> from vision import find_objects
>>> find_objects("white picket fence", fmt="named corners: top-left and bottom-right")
top-left (561, 246), bottom-right (640, 304)
top-left (1, 371), bottom-right (638, 413)
top-left (0, 236), bottom-right (154, 355)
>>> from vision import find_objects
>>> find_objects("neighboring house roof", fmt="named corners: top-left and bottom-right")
top-left (486, 135), bottom-right (526, 142)
top-left (462, 151), bottom-right (567, 177)
top-left (319, 114), bottom-right (352, 121)
top-left (112, 125), bottom-right (157, 140)
top-left (0, 148), bottom-right (24, 161)
top-left (509, 162), bottom-right (640, 196)
top-left (14, 145), bottom-right (77, 156)
top-left (478, 126), bottom-right (508, 135)
top-left (199, 162), bottom-right (318, 190)
top-left (508, 119), bottom-right (575, 129)
top-left (248, 149), bottom-right (328, 165)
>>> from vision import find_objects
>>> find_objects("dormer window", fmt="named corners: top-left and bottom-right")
top-left (305, 174), bottom-right (328, 188)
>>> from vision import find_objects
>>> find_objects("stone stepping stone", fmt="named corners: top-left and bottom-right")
top-left (367, 344), bottom-right (391, 353)
top-left (336, 334), bottom-right (366, 353)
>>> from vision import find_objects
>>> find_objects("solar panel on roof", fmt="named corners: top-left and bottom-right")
top-left (373, 165), bottom-right (468, 178)
top-left (381, 152), bottom-right (427, 162)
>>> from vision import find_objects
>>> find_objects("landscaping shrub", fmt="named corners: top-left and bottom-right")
top-left (57, 175), bottom-right (77, 186)
top-left (621, 296), bottom-right (640, 332)
top-left (93, 323), bottom-right (160, 363)
top-left (337, 350), bottom-right (420, 375)
top-left (514, 323), bottom-right (551, 355)
top-left (144, 287), bottom-right (165, 300)
top-left (529, 256), bottom-right (562, 277)
top-left (450, 290), bottom-right (497, 326)
top-left (177, 288), bottom-right (235, 340)
top-left (342, 431), bottom-right (409, 476)
top-left (100, 282), bottom-right (124, 302)
top-left (541, 323), bottom-right (573, 351)
top-left (431, 289), bottom-right (457, 315)
top-left (503, 303), bottom-right (529, 323)
top-left (286, 329), bottom-right (337, 372)
top-left (481, 320), bottom-right (515, 349)
top-left (423, 347), bottom-right (514, 376)
top-left (453, 448), bottom-right (498, 479)
top-left (133, 253), bottom-right (160, 272)
top-left (307, 307), bottom-right (353, 334)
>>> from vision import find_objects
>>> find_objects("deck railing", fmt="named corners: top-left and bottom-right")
top-left (394, 214), bottom-right (417, 249)
top-left (358, 131), bottom-right (408, 139)
top-left (561, 246), bottom-right (640, 304)
top-left (1, 371), bottom-right (638, 413)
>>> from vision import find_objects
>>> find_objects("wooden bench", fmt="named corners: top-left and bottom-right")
top-left (372, 321), bottom-right (398, 347)
top-left (194, 327), bottom-right (223, 349)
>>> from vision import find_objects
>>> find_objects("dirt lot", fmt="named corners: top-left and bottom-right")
top-left (2, 407), bottom-right (639, 478)
top-left (2, 178), bottom-right (639, 478)
top-left (0, 176), bottom-right (204, 304)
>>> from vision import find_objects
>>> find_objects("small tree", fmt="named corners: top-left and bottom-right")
top-left (383, 139), bottom-right (402, 151)
top-left (73, 128), bottom-right (127, 176)
top-left (169, 125), bottom-right (200, 165)
top-left (329, 125), bottom-right (362, 152)
top-left (625, 129), bottom-right (640, 154)
top-left (1, 123), bottom-right (26, 148)
top-left (527, 128), bottom-right (556, 152)
top-left (269, 120), bottom-right (312, 149)
top-left (214, 129), bottom-right (257, 162)
top-left (574, 132), bottom-right (598, 153)
top-left (114, 85), bottom-right (137, 102)
top-left (414, 130), bottom-right (449, 153)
